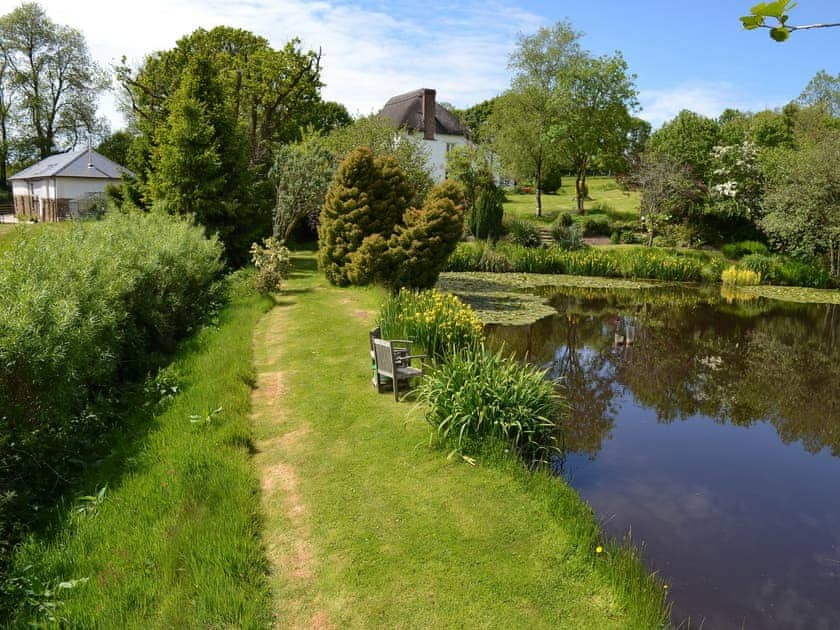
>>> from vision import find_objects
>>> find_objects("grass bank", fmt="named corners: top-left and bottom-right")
top-left (5, 277), bottom-right (274, 628)
top-left (251, 251), bottom-right (668, 628)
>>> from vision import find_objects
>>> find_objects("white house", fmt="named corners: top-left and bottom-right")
top-left (379, 88), bottom-right (469, 181)
top-left (9, 149), bottom-right (132, 222)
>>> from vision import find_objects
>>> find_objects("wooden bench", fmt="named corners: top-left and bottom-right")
top-left (372, 338), bottom-right (425, 401)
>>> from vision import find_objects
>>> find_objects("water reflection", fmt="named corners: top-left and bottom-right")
top-left (487, 286), bottom-right (840, 629)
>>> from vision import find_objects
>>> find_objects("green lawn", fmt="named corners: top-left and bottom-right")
top-left (505, 176), bottom-right (641, 224)
top-left (251, 251), bottom-right (667, 628)
top-left (0, 224), bottom-right (17, 250)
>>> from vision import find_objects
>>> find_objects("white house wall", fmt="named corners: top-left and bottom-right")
top-left (56, 177), bottom-right (115, 199)
top-left (425, 133), bottom-right (469, 181)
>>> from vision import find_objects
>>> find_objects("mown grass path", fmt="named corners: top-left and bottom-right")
top-left (251, 252), bottom-right (652, 629)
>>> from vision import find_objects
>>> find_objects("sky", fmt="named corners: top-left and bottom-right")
top-left (2, 0), bottom-right (838, 130)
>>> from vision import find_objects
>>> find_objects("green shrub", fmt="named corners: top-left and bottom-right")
top-left (722, 240), bottom-right (769, 260)
top-left (318, 148), bottom-right (410, 286)
top-left (540, 164), bottom-right (563, 194)
top-left (471, 186), bottom-right (504, 241)
top-left (0, 212), bottom-right (224, 563)
top-left (740, 253), bottom-right (776, 282)
top-left (377, 289), bottom-right (484, 361)
top-left (559, 213), bottom-right (574, 227)
top-left (418, 346), bottom-right (559, 460)
top-left (582, 216), bottom-right (611, 237)
top-left (250, 236), bottom-right (291, 293)
top-left (507, 219), bottom-right (541, 247)
top-left (610, 231), bottom-right (621, 245)
top-left (774, 257), bottom-right (832, 288)
top-left (551, 224), bottom-right (584, 251)
top-left (384, 182), bottom-right (465, 289)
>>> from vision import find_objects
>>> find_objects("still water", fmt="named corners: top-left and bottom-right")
top-left (487, 285), bottom-right (840, 629)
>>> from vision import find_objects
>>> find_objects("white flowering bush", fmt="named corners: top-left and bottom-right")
top-left (709, 142), bottom-right (763, 219)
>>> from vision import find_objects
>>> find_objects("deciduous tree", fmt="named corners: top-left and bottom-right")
top-left (551, 52), bottom-right (639, 213)
top-left (0, 2), bottom-right (108, 159)
top-left (760, 132), bottom-right (840, 278)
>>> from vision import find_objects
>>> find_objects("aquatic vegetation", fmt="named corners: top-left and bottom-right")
top-left (721, 265), bottom-right (762, 286)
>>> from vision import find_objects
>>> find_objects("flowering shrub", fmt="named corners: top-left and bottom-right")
top-left (721, 265), bottom-right (762, 285)
top-left (250, 236), bottom-right (291, 293)
top-left (377, 289), bottom-right (484, 361)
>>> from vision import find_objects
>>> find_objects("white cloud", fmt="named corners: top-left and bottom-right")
top-left (638, 81), bottom-right (785, 128)
top-left (9, 0), bottom-right (543, 129)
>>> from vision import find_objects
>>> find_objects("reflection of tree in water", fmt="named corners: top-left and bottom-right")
top-left (548, 313), bottom-right (618, 457)
top-left (738, 304), bottom-right (840, 455)
top-left (491, 289), bottom-right (840, 458)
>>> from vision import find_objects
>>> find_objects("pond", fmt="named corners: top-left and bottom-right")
top-left (486, 284), bottom-right (840, 629)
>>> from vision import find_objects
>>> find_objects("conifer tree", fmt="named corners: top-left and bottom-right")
top-left (318, 147), bottom-right (409, 286)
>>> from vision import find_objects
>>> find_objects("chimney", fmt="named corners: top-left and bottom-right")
top-left (421, 88), bottom-right (436, 140)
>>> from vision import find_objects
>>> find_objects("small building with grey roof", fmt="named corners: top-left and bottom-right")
top-left (9, 148), bottom-right (133, 222)
top-left (379, 88), bottom-right (468, 181)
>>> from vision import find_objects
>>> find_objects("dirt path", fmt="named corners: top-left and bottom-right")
top-left (251, 303), bottom-right (331, 630)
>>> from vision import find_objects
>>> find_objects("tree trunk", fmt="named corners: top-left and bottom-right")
top-left (535, 162), bottom-right (542, 217)
top-left (575, 168), bottom-right (587, 214)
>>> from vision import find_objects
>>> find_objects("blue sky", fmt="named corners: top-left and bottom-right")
top-left (5, 0), bottom-right (839, 128)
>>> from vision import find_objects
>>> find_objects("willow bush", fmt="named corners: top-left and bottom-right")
top-left (0, 212), bottom-right (224, 561)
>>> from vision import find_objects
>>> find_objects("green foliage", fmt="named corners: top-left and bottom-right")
top-left (444, 144), bottom-right (495, 211)
top-left (722, 265), bottom-right (762, 286)
top-left (740, 2), bottom-right (840, 41)
top-left (633, 150), bottom-right (706, 245)
top-left (582, 215), bottom-right (611, 237)
top-left (96, 130), bottom-right (134, 166)
top-left (418, 346), bottom-right (559, 460)
top-left (540, 162), bottom-right (563, 193)
top-left (0, 3), bottom-right (109, 158)
top-left (647, 110), bottom-right (720, 179)
top-left (507, 218), bottom-right (541, 247)
top-left (760, 131), bottom-right (840, 278)
top-left (0, 212), bottom-right (224, 572)
top-left (385, 182), bottom-right (466, 290)
top-left (798, 70), bottom-right (840, 117)
top-left (553, 223), bottom-right (584, 250)
top-left (270, 131), bottom-right (334, 242)
top-left (740, 253), bottom-right (833, 288)
top-left (117, 26), bottom-right (324, 263)
top-left (5, 277), bottom-right (273, 626)
top-left (250, 236), bottom-right (292, 293)
top-left (318, 147), bottom-right (410, 286)
top-left (377, 289), bottom-right (484, 361)
top-left (722, 240), bottom-right (769, 259)
top-left (147, 56), bottom-right (257, 265)
top-left (325, 114), bottom-right (433, 207)
top-left (471, 186), bottom-right (505, 241)
top-left (445, 241), bottom-right (720, 282)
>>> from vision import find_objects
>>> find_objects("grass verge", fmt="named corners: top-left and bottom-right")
top-left (251, 251), bottom-right (668, 628)
top-left (5, 276), bottom-right (274, 628)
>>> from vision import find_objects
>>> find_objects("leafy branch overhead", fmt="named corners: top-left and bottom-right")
top-left (741, 1), bottom-right (840, 41)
